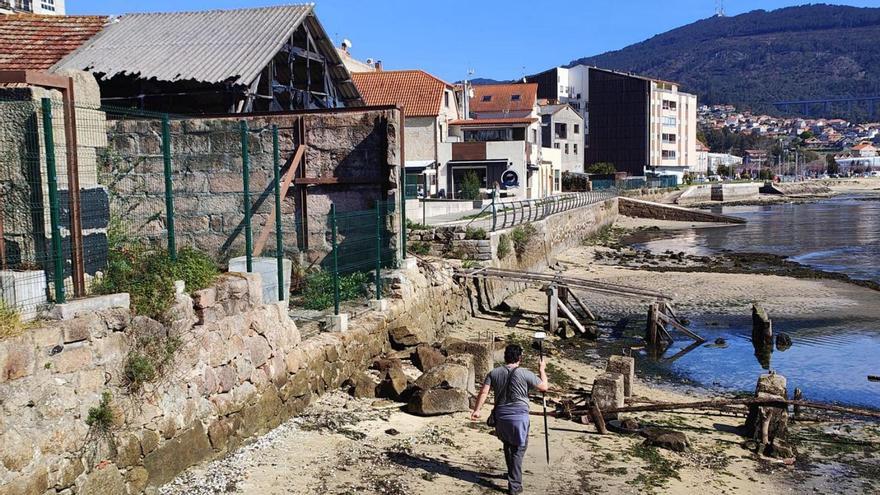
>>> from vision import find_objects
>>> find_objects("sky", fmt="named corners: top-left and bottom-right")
top-left (69, 0), bottom-right (880, 82)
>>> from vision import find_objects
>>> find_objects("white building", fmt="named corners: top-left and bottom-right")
top-left (0, 0), bottom-right (64, 15)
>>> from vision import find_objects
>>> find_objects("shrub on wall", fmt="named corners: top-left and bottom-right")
top-left (0, 299), bottom-right (27, 341)
top-left (496, 233), bottom-right (512, 259)
top-left (510, 224), bottom-right (538, 258)
top-left (465, 227), bottom-right (487, 240)
top-left (301, 270), bottom-right (369, 310)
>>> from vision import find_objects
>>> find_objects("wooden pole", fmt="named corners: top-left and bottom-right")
top-left (591, 402), bottom-right (608, 434)
top-left (646, 303), bottom-right (658, 346)
top-left (548, 285), bottom-right (559, 334)
top-left (557, 300), bottom-right (585, 334)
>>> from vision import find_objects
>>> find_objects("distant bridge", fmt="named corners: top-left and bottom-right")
top-left (773, 96), bottom-right (880, 118)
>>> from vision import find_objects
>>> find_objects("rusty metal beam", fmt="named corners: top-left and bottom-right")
top-left (254, 144), bottom-right (306, 256)
top-left (292, 176), bottom-right (383, 186)
top-left (0, 70), bottom-right (85, 296)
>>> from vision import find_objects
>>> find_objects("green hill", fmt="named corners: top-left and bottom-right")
top-left (570, 4), bottom-right (880, 120)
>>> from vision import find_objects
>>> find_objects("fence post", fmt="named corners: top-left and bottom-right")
top-left (400, 167), bottom-right (407, 260)
top-left (375, 202), bottom-right (383, 300)
top-left (40, 98), bottom-right (65, 304)
top-left (330, 204), bottom-right (340, 315)
top-left (491, 189), bottom-right (497, 231)
top-left (161, 115), bottom-right (177, 260)
top-left (240, 120), bottom-right (252, 273)
top-left (272, 125), bottom-right (284, 302)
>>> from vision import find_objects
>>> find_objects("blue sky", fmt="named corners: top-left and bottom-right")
top-left (70, 1), bottom-right (880, 82)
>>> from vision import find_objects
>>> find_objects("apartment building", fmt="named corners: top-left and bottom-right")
top-left (527, 65), bottom-right (698, 179)
top-left (0, 0), bottom-right (64, 15)
top-left (539, 103), bottom-right (585, 173)
top-left (440, 83), bottom-right (559, 199)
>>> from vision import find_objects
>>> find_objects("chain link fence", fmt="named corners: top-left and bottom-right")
top-left (0, 97), bottom-right (404, 323)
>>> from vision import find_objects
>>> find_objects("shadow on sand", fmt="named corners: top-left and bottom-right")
top-left (387, 451), bottom-right (507, 492)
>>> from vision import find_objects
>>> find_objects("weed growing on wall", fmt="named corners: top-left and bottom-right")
top-left (123, 334), bottom-right (182, 393)
top-left (301, 270), bottom-right (369, 310)
top-left (410, 242), bottom-right (431, 256)
top-left (0, 299), bottom-right (27, 341)
top-left (85, 391), bottom-right (115, 431)
top-left (496, 233), bottom-right (512, 259)
top-left (510, 223), bottom-right (538, 258)
top-left (465, 227), bottom-right (488, 240)
top-left (406, 219), bottom-right (431, 231)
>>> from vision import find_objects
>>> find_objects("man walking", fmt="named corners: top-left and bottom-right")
top-left (470, 344), bottom-right (549, 495)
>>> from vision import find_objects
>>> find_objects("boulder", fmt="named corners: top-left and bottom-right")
top-left (445, 353), bottom-right (476, 394)
top-left (775, 333), bottom-right (792, 351)
top-left (378, 366), bottom-right (408, 400)
top-left (372, 356), bottom-right (402, 373)
top-left (407, 388), bottom-right (470, 416)
top-left (78, 463), bottom-right (125, 495)
top-left (443, 339), bottom-right (493, 379)
top-left (411, 345), bottom-right (445, 372)
top-left (414, 363), bottom-right (469, 392)
top-left (640, 427), bottom-right (690, 452)
top-left (388, 326), bottom-right (427, 348)
top-left (346, 371), bottom-right (378, 399)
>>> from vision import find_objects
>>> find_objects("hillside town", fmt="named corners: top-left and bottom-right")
top-left (1, 2), bottom-right (880, 495)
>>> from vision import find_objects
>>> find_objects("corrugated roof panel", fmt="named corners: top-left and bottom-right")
top-left (53, 5), bottom-right (312, 85)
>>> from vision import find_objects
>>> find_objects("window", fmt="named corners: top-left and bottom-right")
top-left (554, 123), bottom-right (567, 139)
top-left (576, 93), bottom-right (582, 100)
top-left (439, 124), bottom-right (444, 142)
top-left (554, 170), bottom-right (561, 191)
top-left (511, 94), bottom-right (521, 101)
top-left (554, 143), bottom-right (560, 149)
top-left (481, 95), bottom-right (492, 102)
top-left (573, 144), bottom-right (578, 155)
top-left (661, 133), bottom-right (676, 143)
top-left (564, 143), bottom-right (569, 154)
top-left (662, 100), bottom-right (677, 110)
top-left (530, 128), bottom-right (537, 143)
top-left (444, 92), bottom-right (450, 108)
top-left (662, 116), bottom-right (677, 126)
top-left (662, 150), bottom-right (676, 159)
top-left (39, 0), bottom-right (53, 10)
top-left (574, 124), bottom-right (580, 134)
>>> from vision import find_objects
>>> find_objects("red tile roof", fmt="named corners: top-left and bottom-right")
top-left (852, 142), bottom-right (875, 150)
top-left (351, 70), bottom-right (452, 118)
top-left (448, 117), bottom-right (537, 126)
top-left (469, 83), bottom-right (537, 114)
top-left (0, 14), bottom-right (107, 71)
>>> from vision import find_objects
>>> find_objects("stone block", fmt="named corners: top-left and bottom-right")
top-left (346, 371), bottom-right (377, 399)
top-left (411, 345), bottom-right (445, 372)
top-left (143, 422), bottom-right (212, 487)
top-left (443, 339), bottom-right (493, 379)
top-left (78, 462), bottom-right (125, 495)
top-left (592, 372), bottom-right (625, 412)
top-left (445, 353), bottom-right (476, 395)
top-left (407, 388), bottom-right (469, 416)
top-left (755, 372), bottom-right (787, 398)
top-left (370, 299), bottom-right (389, 311)
top-left (388, 325), bottom-right (427, 348)
top-left (50, 344), bottom-right (93, 374)
top-left (607, 355), bottom-right (635, 397)
top-left (0, 335), bottom-right (34, 382)
top-left (192, 287), bottom-right (216, 309)
top-left (326, 313), bottom-right (349, 332)
top-left (228, 256), bottom-right (291, 303)
top-left (48, 293), bottom-right (130, 321)
top-left (378, 365), bottom-right (408, 400)
top-left (414, 363), bottom-right (469, 391)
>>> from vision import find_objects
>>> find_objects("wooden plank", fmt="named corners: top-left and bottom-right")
top-left (568, 290), bottom-right (597, 320)
top-left (658, 312), bottom-right (706, 342)
top-left (548, 285), bottom-right (559, 334)
top-left (557, 300), bottom-right (586, 334)
top-left (254, 144), bottom-right (306, 256)
top-left (591, 403), bottom-right (608, 435)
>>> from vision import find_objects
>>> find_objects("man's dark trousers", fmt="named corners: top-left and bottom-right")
top-left (502, 439), bottom-right (527, 494)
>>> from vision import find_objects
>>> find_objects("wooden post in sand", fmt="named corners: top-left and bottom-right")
top-left (646, 303), bottom-right (659, 346)
top-left (548, 285), bottom-right (559, 334)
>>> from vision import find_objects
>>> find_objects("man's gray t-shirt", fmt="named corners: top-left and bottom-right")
top-left (484, 365), bottom-right (541, 407)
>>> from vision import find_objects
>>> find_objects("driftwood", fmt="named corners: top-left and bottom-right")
top-left (591, 403), bottom-right (608, 434)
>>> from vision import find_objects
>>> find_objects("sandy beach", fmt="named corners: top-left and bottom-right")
top-left (159, 211), bottom-right (880, 495)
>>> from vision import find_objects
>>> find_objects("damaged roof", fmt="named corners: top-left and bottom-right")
top-left (53, 4), bottom-right (362, 103)
top-left (0, 14), bottom-right (107, 71)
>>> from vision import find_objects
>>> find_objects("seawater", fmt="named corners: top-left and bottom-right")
top-left (595, 195), bottom-right (880, 408)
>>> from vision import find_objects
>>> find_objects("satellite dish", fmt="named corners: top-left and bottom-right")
top-left (341, 39), bottom-right (352, 50)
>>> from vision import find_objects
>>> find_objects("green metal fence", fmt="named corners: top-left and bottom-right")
top-left (0, 98), bottom-right (405, 321)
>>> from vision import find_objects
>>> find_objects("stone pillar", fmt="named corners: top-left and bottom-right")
top-left (743, 372), bottom-right (795, 459)
top-left (607, 355), bottom-right (635, 398)
top-left (592, 372), bottom-right (624, 412)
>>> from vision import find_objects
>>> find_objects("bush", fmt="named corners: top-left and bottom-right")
top-left (301, 270), bottom-right (369, 310)
top-left (93, 245), bottom-right (218, 320)
top-left (496, 233), bottom-right (512, 259)
top-left (406, 219), bottom-right (430, 231)
top-left (85, 391), bottom-right (115, 430)
top-left (123, 334), bottom-right (181, 393)
top-left (586, 162), bottom-right (617, 175)
top-left (459, 171), bottom-right (481, 200)
top-left (465, 227), bottom-right (487, 240)
top-left (510, 224), bottom-right (537, 258)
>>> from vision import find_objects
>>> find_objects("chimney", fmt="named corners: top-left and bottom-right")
top-left (374, 60), bottom-right (383, 71)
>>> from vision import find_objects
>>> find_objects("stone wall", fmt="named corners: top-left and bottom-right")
top-left (618, 197), bottom-right (746, 224)
top-left (102, 108), bottom-right (402, 265)
top-left (0, 259), bottom-right (467, 495)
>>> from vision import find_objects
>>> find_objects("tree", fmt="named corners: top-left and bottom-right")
top-left (825, 154), bottom-right (839, 175)
top-left (716, 164), bottom-right (731, 177)
top-left (758, 168), bottom-right (774, 180)
top-left (459, 171), bottom-right (481, 200)
top-left (586, 162), bottom-right (616, 175)
top-left (799, 130), bottom-right (814, 140)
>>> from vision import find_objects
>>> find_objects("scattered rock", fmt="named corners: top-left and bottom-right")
top-left (378, 366), bottom-right (409, 401)
top-left (443, 339), bottom-right (493, 379)
top-left (414, 363), bottom-right (470, 391)
top-left (640, 427), bottom-right (690, 452)
top-left (411, 345), bottom-right (445, 372)
top-left (385, 428), bottom-right (400, 436)
top-left (407, 388), bottom-right (469, 416)
top-left (445, 354), bottom-right (476, 394)
top-left (775, 333), bottom-right (792, 351)
top-left (345, 371), bottom-right (378, 399)
top-left (388, 326), bottom-right (427, 349)
top-left (372, 356), bottom-right (402, 373)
